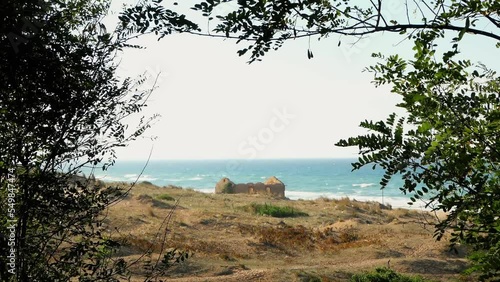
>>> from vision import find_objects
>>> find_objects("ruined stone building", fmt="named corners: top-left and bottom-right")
top-left (215, 176), bottom-right (285, 198)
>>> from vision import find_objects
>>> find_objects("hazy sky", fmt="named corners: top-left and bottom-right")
top-left (109, 1), bottom-right (498, 161)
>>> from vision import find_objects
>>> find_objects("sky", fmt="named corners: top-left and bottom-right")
top-left (108, 1), bottom-right (499, 161)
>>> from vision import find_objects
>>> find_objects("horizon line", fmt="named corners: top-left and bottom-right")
top-left (115, 157), bottom-right (359, 161)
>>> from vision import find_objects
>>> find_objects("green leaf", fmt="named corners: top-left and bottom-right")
top-left (418, 122), bottom-right (433, 133)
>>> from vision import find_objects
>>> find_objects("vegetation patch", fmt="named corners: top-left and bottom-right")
top-left (156, 193), bottom-right (175, 201)
top-left (221, 182), bottom-right (234, 193)
top-left (296, 271), bottom-right (322, 282)
top-left (137, 194), bottom-right (174, 209)
top-left (241, 222), bottom-right (373, 252)
top-left (163, 184), bottom-right (182, 189)
top-left (351, 267), bottom-right (431, 282)
top-left (247, 203), bottom-right (308, 218)
top-left (333, 197), bottom-right (392, 213)
top-left (215, 265), bottom-right (249, 276)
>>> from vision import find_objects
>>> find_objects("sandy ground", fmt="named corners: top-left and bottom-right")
top-left (103, 183), bottom-right (469, 281)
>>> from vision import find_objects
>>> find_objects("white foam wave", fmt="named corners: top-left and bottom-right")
top-left (124, 174), bottom-right (138, 178)
top-left (180, 188), bottom-right (428, 210)
top-left (187, 177), bottom-right (203, 181)
top-left (193, 188), bottom-right (214, 194)
top-left (94, 175), bottom-right (124, 182)
top-left (352, 183), bottom-right (376, 188)
top-left (286, 191), bottom-right (426, 210)
top-left (165, 176), bottom-right (203, 182)
top-left (139, 175), bottom-right (158, 181)
top-left (286, 190), bottom-right (338, 200)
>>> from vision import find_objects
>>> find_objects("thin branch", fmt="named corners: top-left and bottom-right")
top-left (438, 1), bottom-right (447, 17)
top-left (484, 14), bottom-right (500, 28)
top-left (420, 0), bottom-right (439, 18)
top-left (369, 0), bottom-right (382, 28)
top-left (185, 22), bottom-right (500, 41)
top-left (405, 0), bottom-right (411, 25)
top-left (108, 146), bottom-right (153, 206)
top-left (152, 199), bottom-right (181, 275)
top-left (397, 22), bottom-right (480, 37)
top-left (185, 29), bottom-right (318, 40)
top-left (326, 5), bottom-right (377, 30)
top-left (125, 199), bottom-right (180, 276)
top-left (140, 71), bottom-right (161, 107)
top-left (412, 0), bottom-right (427, 21)
top-left (393, 32), bottom-right (412, 47)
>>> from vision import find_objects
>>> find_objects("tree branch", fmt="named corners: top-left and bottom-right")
top-left (186, 23), bottom-right (500, 42)
top-left (484, 14), bottom-right (500, 28)
top-left (369, 0), bottom-right (382, 28)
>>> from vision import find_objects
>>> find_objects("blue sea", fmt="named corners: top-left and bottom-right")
top-left (90, 159), bottom-right (422, 209)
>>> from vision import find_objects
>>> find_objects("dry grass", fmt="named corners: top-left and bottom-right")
top-left (101, 182), bottom-right (467, 282)
top-left (240, 203), bottom-right (309, 217)
top-left (243, 222), bottom-right (374, 255)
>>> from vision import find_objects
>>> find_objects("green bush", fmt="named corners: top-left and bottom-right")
top-left (464, 250), bottom-right (500, 280)
top-left (249, 203), bottom-right (308, 218)
top-left (296, 271), bottom-right (322, 282)
top-left (351, 267), bottom-right (430, 282)
top-left (156, 194), bottom-right (175, 201)
top-left (221, 182), bottom-right (234, 193)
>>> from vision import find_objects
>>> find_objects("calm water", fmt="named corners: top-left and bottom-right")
top-left (89, 158), bottom-right (421, 208)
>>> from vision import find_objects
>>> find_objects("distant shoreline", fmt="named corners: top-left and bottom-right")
top-left (190, 186), bottom-right (430, 211)
top-left (88, 158), bottom-right (430, 211)
top-left (112, 181), bottom-right (431, 211)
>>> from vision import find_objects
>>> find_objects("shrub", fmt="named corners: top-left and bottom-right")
top-left (338, 226), bottom-right (360, 243)
top-left (156, 194), bottom-right (175, 201)
top-left (351, 267), bottom-right (430, 282)
top-left (464, 250), bottom-right (500, 280)
top-left (255, 224), bottom-right (367, 252)
top-left (248, 203), bottom-right (308, 218)
top-left (296, 271), bottom-right (322, 282)
top-left (221, 182), bottom-right (234, 193)
top-left (259, 225), bottom-right (314, 249)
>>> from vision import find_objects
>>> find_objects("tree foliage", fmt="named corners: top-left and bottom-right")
top-left (0, 0), bottom-right (189, 280)
top-left (123, 0), bottom-right (499, 279)
top-left (123, 0), bottom-right (499, 62)
top-left (337, 32), bottom-right (499, 278)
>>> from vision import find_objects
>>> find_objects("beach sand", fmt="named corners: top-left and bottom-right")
top-left (103, 182), bottom-right (468, 281)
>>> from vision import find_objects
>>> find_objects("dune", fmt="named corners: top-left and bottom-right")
top-left (103, 182), bottom-right (467, 281)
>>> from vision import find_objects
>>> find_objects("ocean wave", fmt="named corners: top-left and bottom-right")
top-left (94, 175), bottom-right (124, 182)
top-left (187, 177), bottom-right (203, 181)
top-left (139, 175), bottom-right (158, 181)
top-left (285, 191), bottom-right (425, 209)
top-left (193, 188), bottom-right (214, 194)
top-left (286, 190), bottom-right (337, 200)
top-left (352, 183), bottom-right (375, 188)
top-left (165, 176), bottom-right (203, 182)
top-left (95, 174), bottom-right (157, 182)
